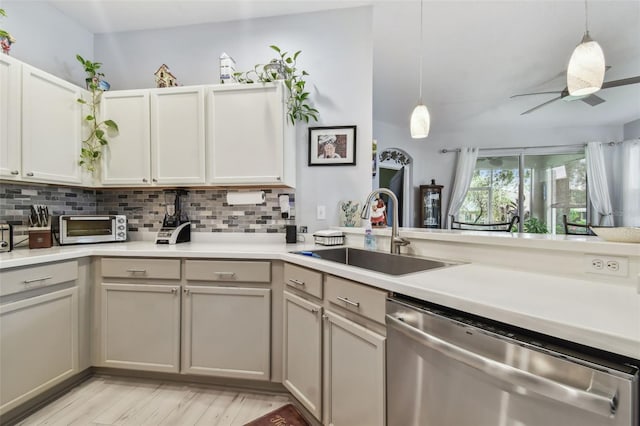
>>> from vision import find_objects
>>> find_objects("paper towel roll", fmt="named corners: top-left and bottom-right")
top-left (226, 191), bottom-right (266, 205)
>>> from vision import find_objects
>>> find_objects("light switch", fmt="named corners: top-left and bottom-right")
top-left (317, 205), bottom-right (326, 220)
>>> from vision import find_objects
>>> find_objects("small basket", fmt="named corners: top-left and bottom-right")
top-left (313, 231), bottom-right (345, 246)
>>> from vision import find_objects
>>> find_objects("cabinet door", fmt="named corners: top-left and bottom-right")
top-left (150, 86), bottom-right (206, 185)
top-left (101, 90), bottom-right (151, 185)
top-left (323, 311), bottom-right (386, 426)
top-left (208, 83), bottom-right (286, 185)
top-left (0, 287), bottom-right (78, 415)
top-left (283, 291), bottom-right (322, 420)
top-left (101, 283), bottom-right (181, 373)
top-left (182, 286), bottom-right (270, 380)
top-left (0, 55), bottom-right (21, 179)
top-left (21, 64), bottom-right (82, 184)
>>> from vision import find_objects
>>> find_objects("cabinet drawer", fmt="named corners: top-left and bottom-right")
top-left (1, 260), bottom-right (78, 297)
top-left (185, 260), bottom-right (270, 283)
top-left (325, 275), bottom-right (387, 324)
top-left (101, 258), bottom-right (181, 280)
top-left (284, 263), bottom-right (323, 299)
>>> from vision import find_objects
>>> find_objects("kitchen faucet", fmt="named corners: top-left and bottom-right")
top-left (361, 188), bottom-right (410, 254)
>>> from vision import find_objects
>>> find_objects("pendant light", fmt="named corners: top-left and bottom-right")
top-left (410, 0), bottom-right (430, 139)
top-left (567, 0), bottom-right (605, 96)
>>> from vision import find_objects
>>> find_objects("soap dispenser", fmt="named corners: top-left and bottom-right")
top-left (364, 221), bottom-right (377, 250)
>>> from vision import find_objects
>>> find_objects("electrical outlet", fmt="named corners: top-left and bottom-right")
top-left (584, 254), bottom-right (629, 277)
top-left (299, 226), bottom-right (308, 233)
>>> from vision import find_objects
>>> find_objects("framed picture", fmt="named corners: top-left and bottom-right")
top-left (308, 126), bottom-right (357, 166)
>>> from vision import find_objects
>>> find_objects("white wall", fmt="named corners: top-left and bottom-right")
top-left (373, 119), bottom-right (624, 226)
top-left (92, 7), bottom-right (373, 234)
top-left (624, 118), bottom-right (640, 139)
top-left (1, 1), bottom-right (93, 86)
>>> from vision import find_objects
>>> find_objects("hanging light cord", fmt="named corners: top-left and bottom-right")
top-left (584, 0), bottom-right (589, 35)
top-left (417, 0), bottom-right (424, 103)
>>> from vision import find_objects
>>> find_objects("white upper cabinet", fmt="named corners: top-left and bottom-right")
top-left (150, 86), bottom-right (206, 185)
top-left (101, 90), bottom-right (151, 185)
top-left (207, 82), bottom-right (295, 187)
top-left (21, 64), bottom-right (82, 185)
top-left (0, 55), bottom-right (21, 180)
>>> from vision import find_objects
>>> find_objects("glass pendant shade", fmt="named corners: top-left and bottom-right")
top-left (567, 33), bottom-right (605, 96)
top-left (410, 104), bottom-right (430, 138)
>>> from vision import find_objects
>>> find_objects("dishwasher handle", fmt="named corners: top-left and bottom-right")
top-left (386, 314), bottom-right (618, 418)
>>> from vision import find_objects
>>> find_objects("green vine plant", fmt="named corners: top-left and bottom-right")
top-left (75, 55), bottom-right (119, 173)
top-left (0, 8), bottom-right (15, 44)
top-left (233, 45), bottom-right (319, 125)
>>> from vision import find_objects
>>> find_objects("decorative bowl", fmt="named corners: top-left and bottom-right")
top-left (589, 226), bottom-right (640, 243)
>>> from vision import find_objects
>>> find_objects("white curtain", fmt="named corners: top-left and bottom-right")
top-left (446, 147), bottom-right (478, 228)
top-left (610, 140), bottom-right (640, 226)
top-left (586, 142), bottom-right (614, 226)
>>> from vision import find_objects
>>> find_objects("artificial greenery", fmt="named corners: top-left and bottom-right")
top-left (0, 9), bottom-right (9, 38)
top-left (233, 45), bottom-right (319, 125)
top-left (75, 54), bottom-right (118, 173)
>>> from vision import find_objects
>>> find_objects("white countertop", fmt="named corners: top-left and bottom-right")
top-left (1, 238), bottom-right (639, 359)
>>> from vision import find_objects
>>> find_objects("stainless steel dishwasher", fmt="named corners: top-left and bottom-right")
top-left (386, 296), bottom-right (639, 426)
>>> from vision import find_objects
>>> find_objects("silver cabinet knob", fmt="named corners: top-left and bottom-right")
top-left (152, 178), bottom-right (158, 183)
top-left (10, 170), bottom-right (19, 175)
top-left (26, 172), bottom-right (34, 177)
top-left (142, 178), bottom-right (148, 183)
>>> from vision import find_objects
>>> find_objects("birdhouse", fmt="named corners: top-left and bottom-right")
top-left (154, 64), bottom-right (178, 88)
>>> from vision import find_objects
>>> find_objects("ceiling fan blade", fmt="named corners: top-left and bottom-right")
top-left (510, 91), bottom-right (562, 99)
top-left (601, 76), bottom-right (640, 89)
top-left (520, 96), bottom-right (562, 115)
top-left (581, 94), bottom-right (606, 106)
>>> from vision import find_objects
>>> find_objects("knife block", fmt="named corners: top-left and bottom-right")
top-left (28, 227), bottom-right (52, 249)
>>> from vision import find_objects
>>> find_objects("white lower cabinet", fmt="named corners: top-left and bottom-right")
top-left (282, 291), bottom-right (323, 419)
top-left (323, 310), bottom-right (386, 426)
top-left (0, 287), bottom-right (79, 416)
top-left (100, 283), bottom-right (181, 373)
top-left (181, 285), bottom-right (271, 380)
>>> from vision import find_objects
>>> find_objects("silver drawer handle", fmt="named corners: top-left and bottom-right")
top-left (337, 296), bottom-right (360, 307)
top-left (26, 172), bottom-right (34, 177)
top-left (24, 276), bottom-right (53, 284)
top-left (288, 279), bottom-right (305, 286)
top-left (126, 269), bottom-right (147, 273)
top-left (11, 170), bottom-right (19, 175)
top-left (214, 272), bottom-right (236, 278)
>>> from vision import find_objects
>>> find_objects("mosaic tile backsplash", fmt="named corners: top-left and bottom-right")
top-left (1, 183), bottom-right (295, 236)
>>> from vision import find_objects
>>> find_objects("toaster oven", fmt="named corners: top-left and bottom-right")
top-left (55, 215), bottom-right (127, 245)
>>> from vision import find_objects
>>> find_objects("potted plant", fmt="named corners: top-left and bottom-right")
top-left (75, 54), bottom-right (118, 173)
top-left (0, 9), bottom-right (16, 54)
top-left (234, 45), bottom-right (319, 125)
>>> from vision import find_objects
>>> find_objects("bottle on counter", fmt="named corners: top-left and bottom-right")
top-left (364, 221), bottom-right (377, 251)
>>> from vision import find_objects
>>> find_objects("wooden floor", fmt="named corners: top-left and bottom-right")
top-left (16, 375), bottom-right (291, 426)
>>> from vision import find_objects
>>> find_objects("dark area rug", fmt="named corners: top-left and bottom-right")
top-left (243, 403), bottom-right (310, 426)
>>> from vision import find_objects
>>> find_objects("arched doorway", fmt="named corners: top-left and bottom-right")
top-left (377, 148), bottom-right (413, 227)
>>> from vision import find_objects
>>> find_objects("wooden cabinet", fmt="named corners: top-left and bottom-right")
top-left (101, 90), bottom-right (151, 185)
top-left (420, 181), bottom-right (444, 228)
top-left (0, 54), bottom-right (22, 180)
top-left (0, 260), bottom-right (79, 416)
top-left (100, 283), bottom-right (181, 373)
top-left (323, 310), bottom-right (386, 426)
top-left (21, 63), bottom-right (82, 184)
top-left (181, 285), bottom-right (271, 380)
top-left (150, 86), bottom-right (206, 185)
top-left (207, 82), bottom-right (295, 187)
top-left (101, 86), bottom-right (206, 186)
top-left (282, 291), bottom-right (323, 419)
top-left (182, 259), bottom-right (272, 380)
top-left (283, 264), bottom-right (387, 425)
top-left (99, 258), bottom-right (182, 373)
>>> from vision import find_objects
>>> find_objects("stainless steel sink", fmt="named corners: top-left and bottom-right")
top-left (293, 247), bottom-right (455, 275)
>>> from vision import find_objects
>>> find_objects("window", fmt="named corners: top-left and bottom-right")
top-left (458, 150), bottom-right (587, 234)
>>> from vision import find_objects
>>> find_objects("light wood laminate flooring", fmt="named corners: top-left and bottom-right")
top-left (17, 376), bottom-right (291, 426)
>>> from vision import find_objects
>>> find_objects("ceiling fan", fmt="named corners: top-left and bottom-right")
top-left (511, 74), bottom-right (640, 115)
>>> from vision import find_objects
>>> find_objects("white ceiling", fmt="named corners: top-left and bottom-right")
top-left (48, 0), bottom-right (640, 134)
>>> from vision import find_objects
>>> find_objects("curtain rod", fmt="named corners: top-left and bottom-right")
top-left (439, 140), bottom-right (633, 154)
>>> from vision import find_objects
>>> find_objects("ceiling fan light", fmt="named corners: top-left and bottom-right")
top-left (567, 34), bottom-right (605, 96)
top-left (410, 104), bottom-right (430, 138)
